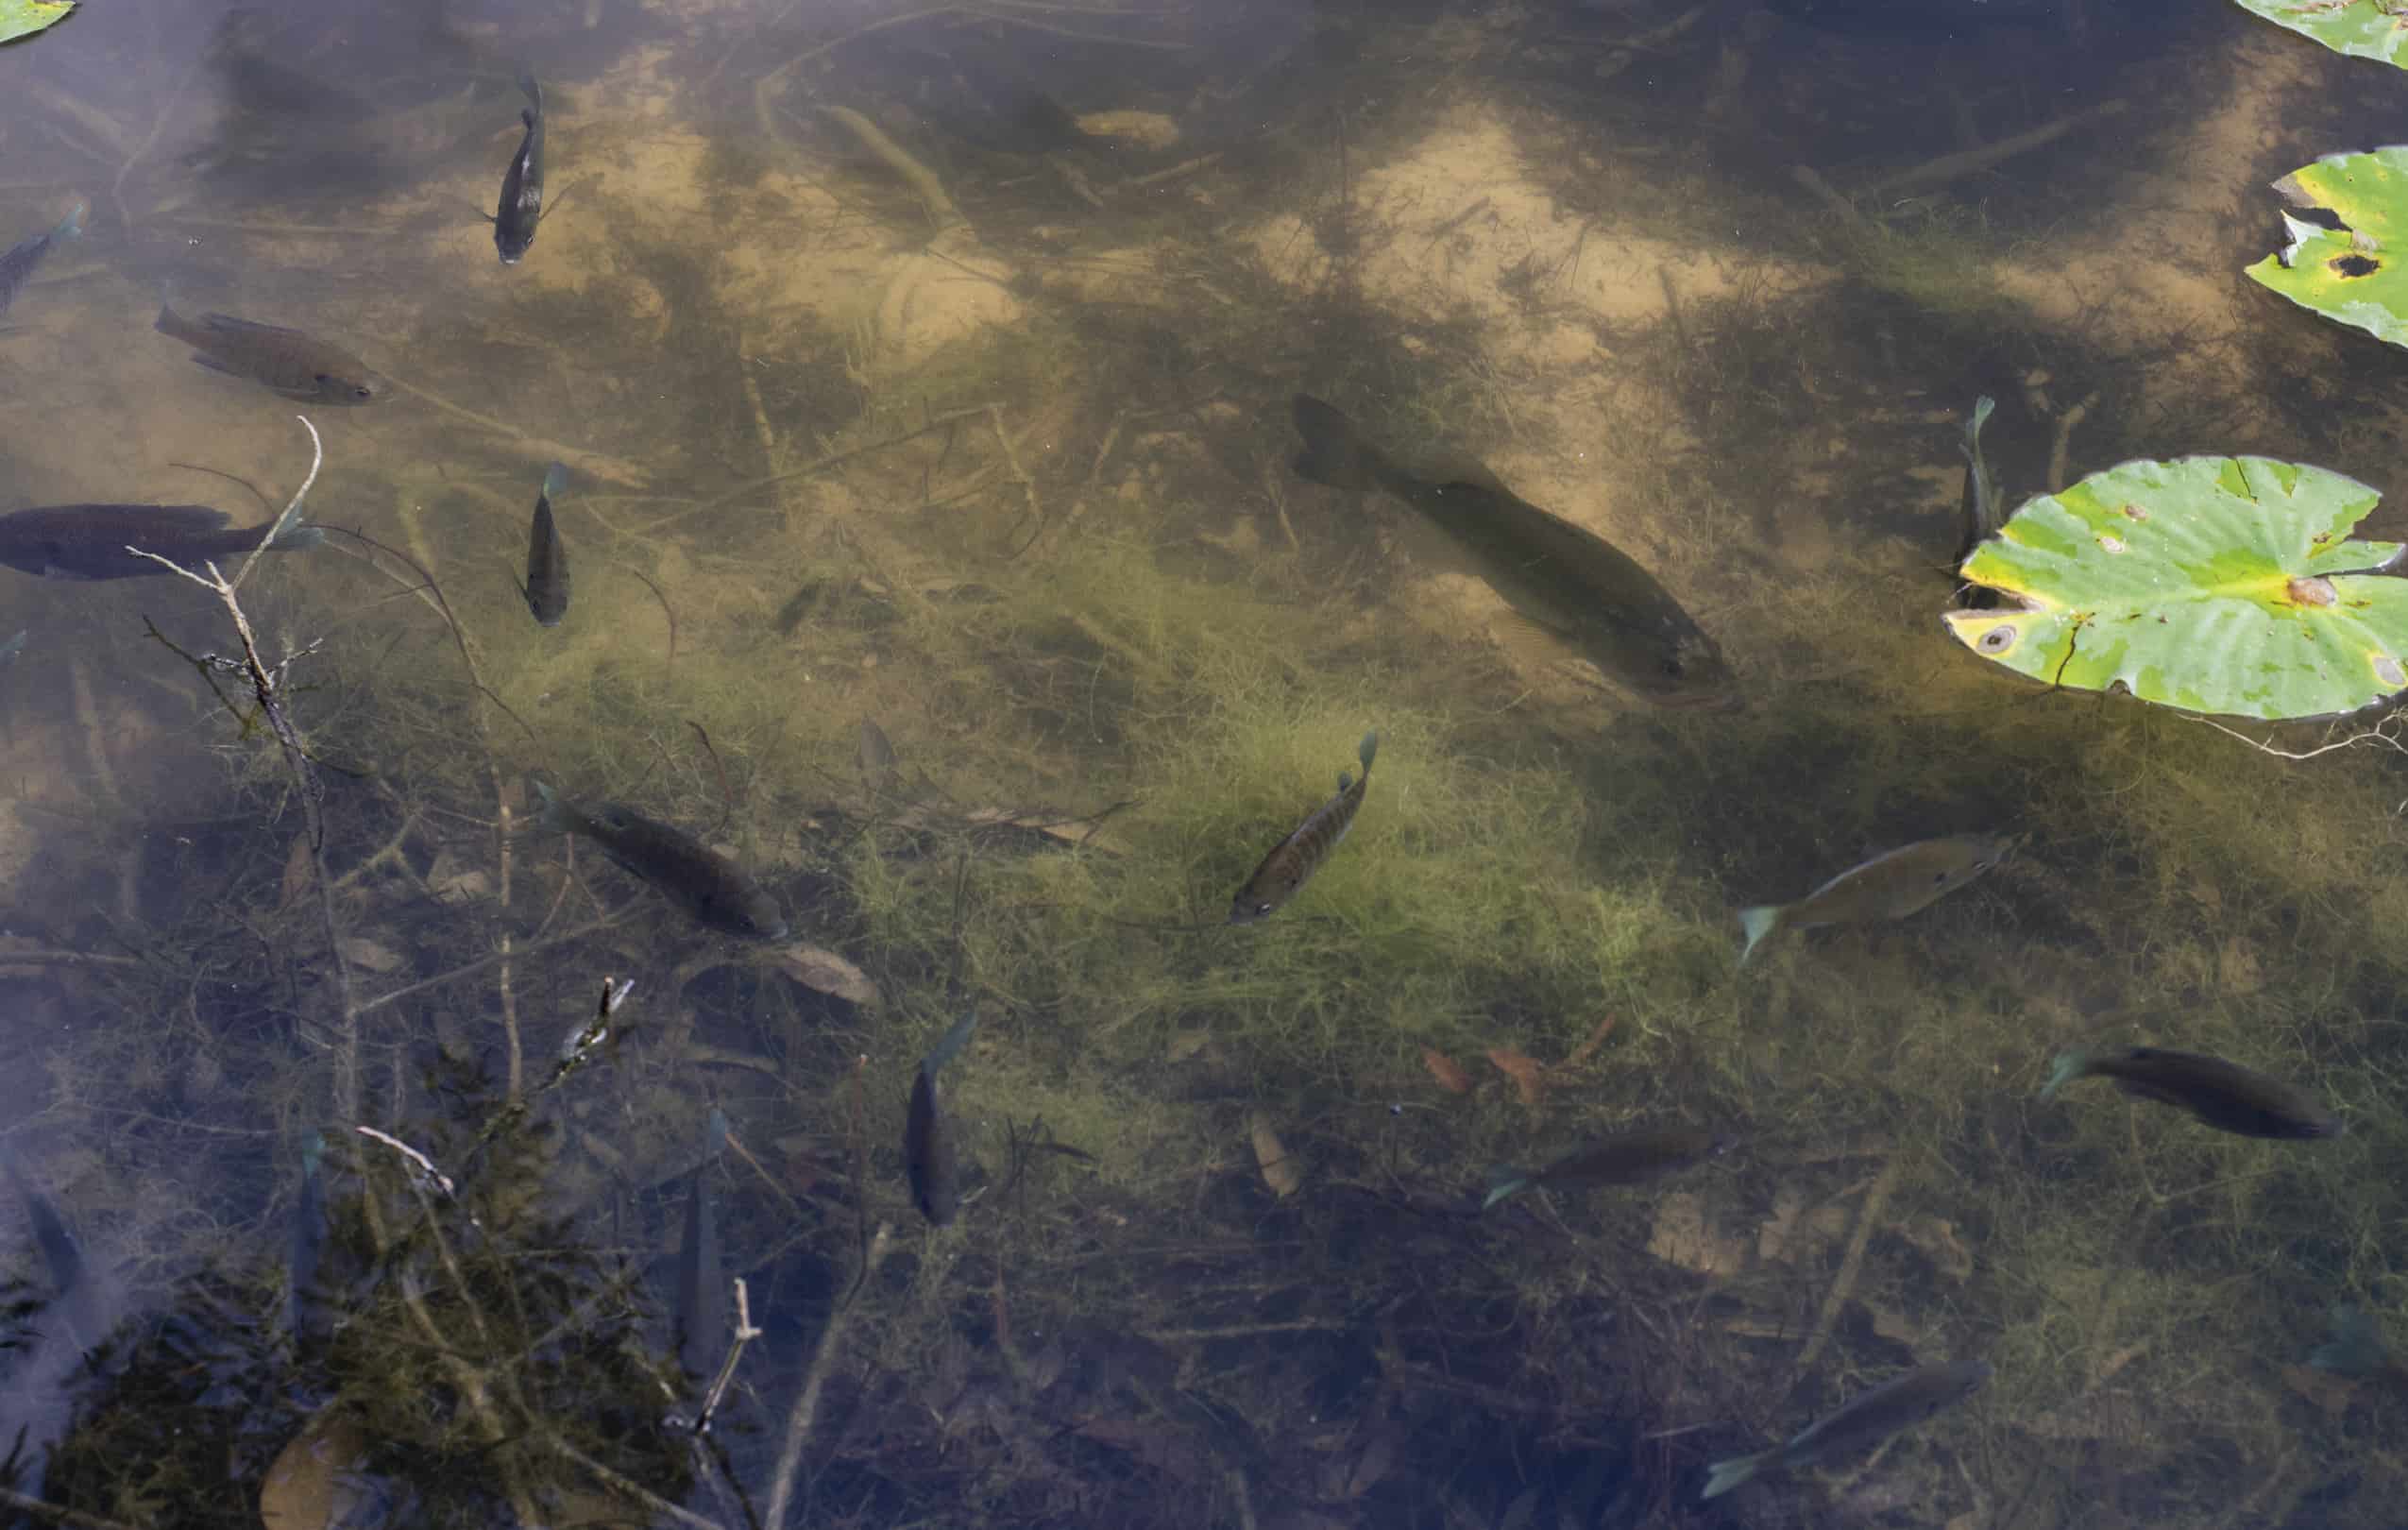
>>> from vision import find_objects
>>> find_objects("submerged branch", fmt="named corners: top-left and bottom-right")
top-left (764, 1221), bottom-right (894, 1529)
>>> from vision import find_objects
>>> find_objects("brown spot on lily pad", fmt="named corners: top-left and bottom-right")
top-left (2120, 503), bottom-right (2148, 521)
top-left (2286, 575), bottom-right (2338, 607)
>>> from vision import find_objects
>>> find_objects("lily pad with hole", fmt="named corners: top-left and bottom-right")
top-left (0, 0), bottom-right (73, 45)
top-left (2230, 0), bottom-right (2408, 67)
top-left (2247, 147), bottom-right (2408, 348)
top-left (1942, 456), bottom-right (2408, 721)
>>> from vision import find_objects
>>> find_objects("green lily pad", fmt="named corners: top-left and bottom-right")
top-left (1943, 456), bottom-right (2408, 721)
top-left (2247, 147), bottom-right (2408, 348)
top-left (0, 0), bottom-right (74, 45)
top-left (2230, 0), bottom-right (2408, 67)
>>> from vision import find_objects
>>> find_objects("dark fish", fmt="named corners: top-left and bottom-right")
top-left (518, 462), bottom-right (568, 625)
top-left (494, 73), bottom-right (546, 264)
top-left (1954, 394), bottom-right (2001, 568)
top-left (2041, 1045), bottom-right (2339, 1139)
top-left (1483, 1126), bottom-right (1730, 1211)
top-left (1739, 835), bottom-right (2010, 964)
top-left (674, 1110), bottom-right (727, 1381)
top-left (1291, 395), bottom-right (1736, 709)
top-left (532, 781), bottom-right (788, 940)
top-left (1703, 1358), bottom-right (1993, 1500)
top-left (2310, 1305), bottom-right (2408, 1397)
top-left (907, 1009), bottom-right (980, 1226)
top-left (156, 300), bottom-right (387, 404)
top-left (0, 202), bottom-right (83, 321)
top-left (0, 502), bottom-right (322, 581)
top-left (1230, 730), bottom-right (1378, 925)
top-left (288, 1132), bottom-right (331, 1348)
top-left (1, 1149), bottom-right (104, 1358)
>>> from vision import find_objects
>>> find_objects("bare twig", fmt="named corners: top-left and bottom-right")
top-left (764, 1222), bottom-right (894, 1529)
top-left (1794, 1153), bottom-right (1899, 1374)
top-left (0, 1486), bottom-right (139, 1530)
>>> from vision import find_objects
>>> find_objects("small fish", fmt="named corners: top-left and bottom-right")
top-left (156, 299), bottom-right (386, 404)
top-left (1230, 730), bottom-right (1378, 925)
top-left (1483, 1126), bottom-right (1730, 1211)
top-left (1703, 1358), bottom-right (1993, 1500)
top-left (2041, 1045), bottom-right (2339, 1139)
top-left (518, 462), bottom-right (568, 625)
top-left (1291, 395), bottom-right (1736, 709)
top-left (0, 629), bottom-right (25, 664)
top-left (0, 202), bottom-right (83, 321)
top-left (1738, 835), bottom-right (2009, 964)
top-left (532, 780), bottom-right (788, 940)
top-left (0, 502), bottom-right (322, 581)
top-left (1954, 394), bottom-right (2000, 567)
top-left (2310, 1305), bottom-right (2408, 1393)
top-left (1, 1148), bottom-right (104, 1357)
top-left (288, 1132), bottom-right (331, 1347)
top-left (907, 1009), bottom-right (980, 1226)
top-left (674, 1109), bottom-right (728, 1381)
top-left (494, 73), bottom-right (546, 264)
top-left (857, 718), bottom-right (899, 799)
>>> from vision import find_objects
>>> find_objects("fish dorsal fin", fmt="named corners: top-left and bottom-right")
top-left (137, 504), bottom-right (234, 530)
top-left (1336, 770), bottom-right (1353, 794)
top-left (197, 312), bottom-right (307, 340)
top-left (1418, 450), bottom-right (1512, 497)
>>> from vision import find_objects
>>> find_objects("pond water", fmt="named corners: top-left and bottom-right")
top-left (2, 1), bottom-right (2407, 1526)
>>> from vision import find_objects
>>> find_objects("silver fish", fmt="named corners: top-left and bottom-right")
top-left (1703, 1359), bottom-right (1993, 1500)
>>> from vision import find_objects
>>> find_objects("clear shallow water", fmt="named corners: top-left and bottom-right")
top-left (4, 1), bottom-right (2408, 1526)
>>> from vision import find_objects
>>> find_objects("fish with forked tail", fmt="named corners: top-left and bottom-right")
top-left (1230, 730), bottom-right (1377, 925)
top-left (1738, 835), bottom-right (2009, 963)
top-left (1702, 1359), bottom-right (1992, 1500)
top-left (0, 502), bottom-right (321, 580)
top-left (1290, 395), bottom-right (1736, 709)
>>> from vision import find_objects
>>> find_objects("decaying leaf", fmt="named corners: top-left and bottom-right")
top-left (769, 943), bottom-right (877, 1006)
top-left (334, 937), bottom-right (404, 974)
top-left (280, 834), bottom-right (314, 907)
top-left (1898, 1214), bottom-right (1975, 1281)
top-left (1647, 1191), bottom-right (1747, 1276)
top-left (1420, 1046), bottom-right (1472, 1094)
top-left (1484, 1046), bottom-right (1547, 1107)
top-left (1249, 1111), bottom-right (1302, 1198)
top-left (1556, 1012), bottom-right (1619, 1072)
top-left (260, 1408), bottom-right (370, 1530)
top-left (1166, 1028), bottom-right (1211, 1062)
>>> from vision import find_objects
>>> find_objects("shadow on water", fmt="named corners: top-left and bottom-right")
top-left (6, 0), bottom-right (2408, 1527)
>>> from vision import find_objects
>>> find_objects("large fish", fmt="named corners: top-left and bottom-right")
top-left (2041, 1045), bottom-right (2339, 1139)
top-left (517, 462), bottom-right (569, 626)
top-left (1229, 730), bottom-right (1377, 925)
top-left (0, 202), bottom-right (83, 321)
top-left (532, 781), bottom-right (788, 940)
top-left (1290, 395), bottom-right (1736, 709)
top-left (1703, 1359), bottom-right (1993, 1500)
top-left (155, 300), bottom-right (387, 404)
top-left (493, 74), bottom-right (546, 264)
top-left (1738, 836), bottom-right (2009, 963)
top-left (0, 502), bottom-right (322, 580)
top-left (907, 1009), bottom-right (980, 1226)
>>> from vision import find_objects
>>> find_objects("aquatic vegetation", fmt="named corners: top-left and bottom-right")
top-left (0, 0), bottom-right (72, 47)
top-left (2230, 0), bottom-right (2408, 67)
top-left (1945, 455), bottom-right (2408, 720)
top-left (2248, 146), bottom-right (2408, 348)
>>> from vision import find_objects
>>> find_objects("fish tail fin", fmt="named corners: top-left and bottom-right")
top-left (54, 201), bottom-right (86, 242)
top-left (1702, 1447), bottom-right (1779, 1501)
top-left (1290, 395), bottom-right (1384, 490)
top-left (518, 71), bottom-right (542, 105)
top-left (1737, 905), bottom-right (1787, 965)
top-left (2038, 1049), bottom-right (2090, 1102)
top-left (266, 519), bottom-right (323, 552)
top-left (530, 778), bottom-right (576, 835)
top-left (924, 1008), bottom-right (981, 1076)
top-left (541, 461), bottom-right (568, 501)
top-left (703, 1107), bottom-right (730, 1161)
top-left (1356, 729), bottom-right (1380, 777)
top-left (1480, 1165), bottom-right (1533, 1211)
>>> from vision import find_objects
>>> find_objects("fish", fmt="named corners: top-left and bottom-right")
top-left (2040, 1045), bottom-right (2339, 1139)
top-left (518, 462), bottom-right (569, 625)
top-left (1290, 395), bottom-right (1736, 709)
top-left (288, 1132), bottom-right (331, 1348)
top-left (1702, 1358), bottom-right (1993, 1500)
top-left (0, 630), bottom-right (25, 664)
top-left (857, 718), bottom-right (899, 799)
top-left (1230, 730), bottom-right (1378, 925)
top-left (0, 502), bottom-right (323, 581)
top-left (155, 300), bottom-right (387, 404)
top-left (1483, 1126), bottom-right (1730, 1211)
top-left (674, 1110), bottom-right (727, 1381)
top-left (494, 73), bottom-right (546, 264)
top-left (2310, 1305), bottom-right (2408, 1395)
top-left (0, 202), bottom-right (83, 321)
top-left (531, 780), bottom-right (788, 940)
top-left (907, 1008), bottom-right (980, 1226)
top-left (1738, 835), bottom-right (2009, 964)
top-left (1955, 394), bottom-right (2001, 568)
